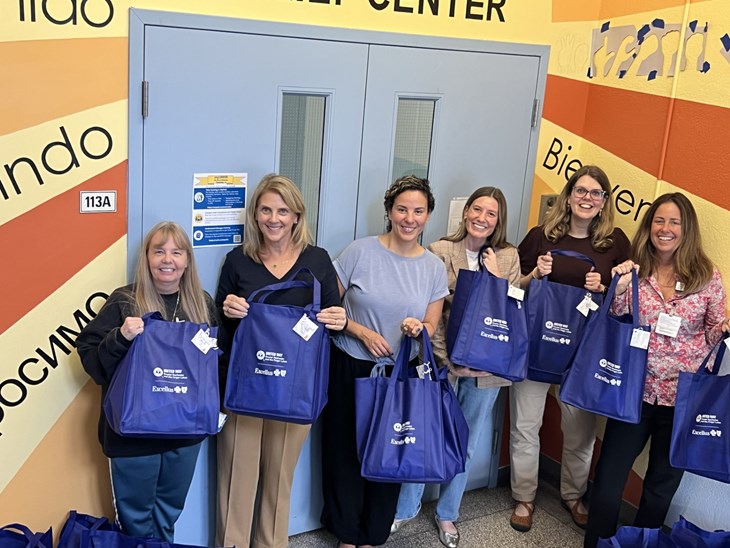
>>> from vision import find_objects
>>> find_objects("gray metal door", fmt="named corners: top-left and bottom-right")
top-left (357, 44), bottom-right (541, 246)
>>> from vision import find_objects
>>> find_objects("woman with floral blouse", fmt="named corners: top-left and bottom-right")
top-left (584, 193), bottom-right (730, 548)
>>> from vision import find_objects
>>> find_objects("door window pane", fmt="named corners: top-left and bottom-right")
top-left (391, 98), bottom-right (436, 181)
top-left (280, 93), bottom-right (326, 241)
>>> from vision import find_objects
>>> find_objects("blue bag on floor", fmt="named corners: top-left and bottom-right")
top-left (525, 249), bottom-right (603, 384)
top-left (670, 516), bottom-right (730, 547)
top-left (225, 268), bottom-right (330, 424)
top-left (670, 334), bottom-right (730, 484)
top-left (58, 511), bottom-right (121, 548)
top-left (446, 246), bottom-right (528, 381)
top-left (355, 331), bottom-right (469, 483)
top-left (559, 271), bottom-right (650, 423)
top-left (597, 526), bottom-right (672, 547)
top-left (0, 524), bottom-right (52, 548)
top-left (104, 311), bottom-right (220, 437)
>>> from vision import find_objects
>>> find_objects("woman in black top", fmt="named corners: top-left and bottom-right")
top-left (77, 221), bottom-right (217, 541)
top-left (215, 174), bottom-right (346, 548)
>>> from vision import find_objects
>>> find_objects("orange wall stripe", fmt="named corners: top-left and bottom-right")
top-left (544, 75), bottom-right (730, 211)
top-left (0, 38), bottom-right (127, 137)
top-left (0, 161), bottom-right (127, 336)
top-left (551, 0), bottom-right (710, 23)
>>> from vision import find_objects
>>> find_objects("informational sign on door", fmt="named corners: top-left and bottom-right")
top-left (191, 173), bottom-right (247, 248)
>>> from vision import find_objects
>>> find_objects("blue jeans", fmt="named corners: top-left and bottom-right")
top-left (395, 379), bottom-right (500, 522)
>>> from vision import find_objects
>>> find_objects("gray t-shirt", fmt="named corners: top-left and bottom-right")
top-left (334, 236), bottom-right (449, 362)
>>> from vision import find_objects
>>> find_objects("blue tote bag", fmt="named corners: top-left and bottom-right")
top-left (104, 312), bottom-right (220, 437)
top-left (0, 525), bottom-right (52, 548)
top-left (525, 249), bottom-right (603, 384)
top-left (224, 268), bottom-right (330, 424)
top-left (669, 516), bottom-right (730, 547)
top-left (58, 511), bottom-right (121, 548)
top-left (559, 270), bottom-right (650, 423)
top-left (597, 526), bottom-right (672, 548)
top-left (446, 246), bottom-right (528, 381)
top-left (670, 334), bottom-right (730, 484)
top-left (355, 331), bottom-right (469, 483)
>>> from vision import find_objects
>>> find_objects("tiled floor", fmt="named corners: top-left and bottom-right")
top-left (289, 480), bottom-right (586, 547)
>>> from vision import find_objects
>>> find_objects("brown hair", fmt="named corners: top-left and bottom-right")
top-left (442, 186), bottom-right (512, 249)
top-left (383, 175), bottom-right (436, 232)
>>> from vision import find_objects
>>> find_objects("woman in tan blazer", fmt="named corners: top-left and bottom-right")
top-left (390, 187), bottom-right (520, 547)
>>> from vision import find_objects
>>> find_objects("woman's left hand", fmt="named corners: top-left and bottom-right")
top-left (721, 318), bottom-right (730, 333)
top-left (482, 248), bottom-right (502, 278)
top-left (584, 268), bottom-right (603, 293)
top-left (400, 317), bottom-right (424, 338)
top-left (317, 306), bottom-right (347, 331)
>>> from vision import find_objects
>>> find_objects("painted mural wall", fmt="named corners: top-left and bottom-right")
top-left (1, 0), bottom-right (728, 534)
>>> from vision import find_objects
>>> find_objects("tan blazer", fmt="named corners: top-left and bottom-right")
top-left (427, 239), bottom-right (521, 389)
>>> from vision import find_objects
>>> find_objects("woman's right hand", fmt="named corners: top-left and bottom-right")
top-left (120, 316), bottom-right (144, 341)
top-left (611, 260), bottom-right (639, 295)
top-left (534, 251), bottom-right (553, 279)
top-left (223, 294), bottom-right (249, 319)
top-left (359, 326), bottom-right (393, 358)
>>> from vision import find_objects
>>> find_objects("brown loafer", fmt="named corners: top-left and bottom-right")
top-left (510, 501), bottom-right (534, 532)
top-left (561, 499), bottom-right (588, 529)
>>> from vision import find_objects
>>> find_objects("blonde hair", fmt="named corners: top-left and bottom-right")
top-left (132, 221), bottom-right (211, 324)
top-left (443, 186), bottom-right (512, 249)
top-left (631, 192), bottom-right (713, 294)
top-left (243, 174), bottom-right (312, 262)
top-left (542, 165), bottom-right (617, 251)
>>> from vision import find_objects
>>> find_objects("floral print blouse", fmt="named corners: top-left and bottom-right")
top-left (611, 268), bottom-right (726, 406)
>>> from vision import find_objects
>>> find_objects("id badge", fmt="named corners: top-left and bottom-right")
top-left (655, 312), bottom-right (681, 338)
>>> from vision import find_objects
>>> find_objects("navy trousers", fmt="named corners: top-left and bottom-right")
top-left (110, 443), bottom-right (202, 542)
top-left (584, 402), bottom-right (684, 548)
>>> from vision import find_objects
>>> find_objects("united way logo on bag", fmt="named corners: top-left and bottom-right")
top-left (254, 349), bottom-right (289, 377)
top-left (482, 316), bottom-right (510, 342)
top-left (692, 414), bottom-right (723, 437)
top-left (542, 320), bottom-right (572, 345)
top-left (594, 358), bottom-right (623, 386)
top-left (151, 367), bottom-right (189, 393)
top-left (391, 420), bottom-right (416, 445)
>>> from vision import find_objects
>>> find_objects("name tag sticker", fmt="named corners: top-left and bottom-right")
top-left (192, 328), bottom-right (214, 354)
top-left (507, 285), bottom-right (525, 301)
top-left (655, 313), bottom-right (681, 338)
top-left (576, 299), bottom-right (590, 317)
top-left (293, 314), bottom-right (319, 341)
top-left (630, 328), bottom-right (650, 349)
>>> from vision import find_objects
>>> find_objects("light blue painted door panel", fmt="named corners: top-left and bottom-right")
top-left (140, 25), bottom-right (368, 544)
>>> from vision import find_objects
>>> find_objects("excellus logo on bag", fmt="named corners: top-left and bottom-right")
top-left (254, 349), bottom-right (289, 377)
top-left (151, 367), bottom-right (189, 393)
top-left (542, 320), bottom-right (572, 345)
top-left (391, 421), bottom-right (416, 445)
top-left (692, 414), bottom-right (723, 437)
top-left (594, 358), bottom-right (623, 386)
top-left (481, 316), bottom-right (510, 342)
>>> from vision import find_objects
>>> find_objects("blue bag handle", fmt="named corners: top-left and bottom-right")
top-left (390, 330), bottom-right (444, 384)
top-left (0, 524), bottom-right (51, 548)
top-left (247, 267), bottom-right (322, 312)
top-left (602, 269), bottom-right (640, 327)
top-left (697, 333), bottom-right (729, 376)
top-left (140, 311), bottom-right (211, 331)
top-left (548, 249), bottom-right (597, 268)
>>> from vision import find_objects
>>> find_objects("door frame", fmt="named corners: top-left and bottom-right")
top-left (128, 8), bottom-right (549, 278)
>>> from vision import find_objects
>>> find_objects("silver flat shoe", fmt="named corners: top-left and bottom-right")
top-left (435, 515), bottom-right (459, 548)
top-left (390, 515), bottom-right (414, 534)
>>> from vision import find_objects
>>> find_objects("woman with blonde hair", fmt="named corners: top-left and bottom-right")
top-left (216, 173), bottom-right (346, 548)
top-left (391, 186), bottom-right (520, 547)
top-left (77, 221), bottom-right (216, 541)
top-left (509, 165), bottom-right (630, 532)
top-left (584, 193), bottom-right (729, 547)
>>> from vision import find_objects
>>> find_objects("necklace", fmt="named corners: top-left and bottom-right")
top-left (263, 246), bottom-right (298, 270)
top-left (171, 292), bottom-right (180, 321)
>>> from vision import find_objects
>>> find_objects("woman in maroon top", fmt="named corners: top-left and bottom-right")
top-left (510, 165), bottom-right (630, 532)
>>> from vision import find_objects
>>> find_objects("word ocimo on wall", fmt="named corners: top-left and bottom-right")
top-left (0, 292), bottom-right (108, 437)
